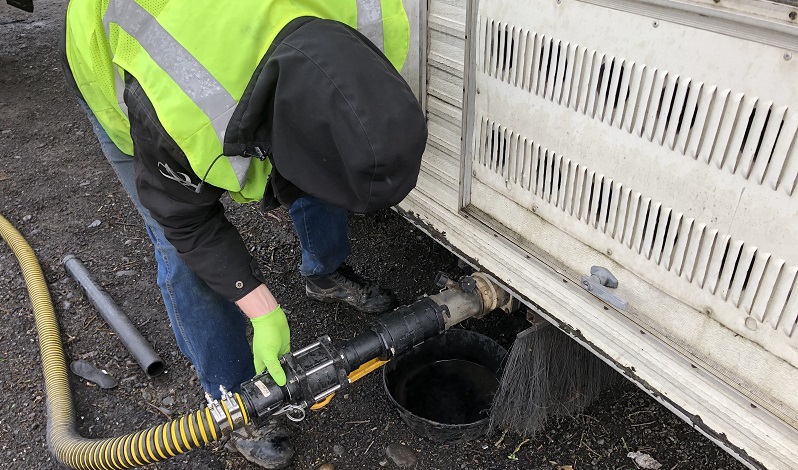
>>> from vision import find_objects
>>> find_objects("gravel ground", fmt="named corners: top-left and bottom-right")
top-left (0, 2), bottom-right (747, 469)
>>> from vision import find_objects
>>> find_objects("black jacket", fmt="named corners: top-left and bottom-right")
top-left (64, 18), bottom-right (427, 303)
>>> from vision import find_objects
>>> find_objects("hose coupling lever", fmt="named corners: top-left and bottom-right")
top-left (273, 403), bottom-right (307, 422)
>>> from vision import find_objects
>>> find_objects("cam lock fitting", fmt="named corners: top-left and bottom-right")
top-left (205, 385), bottom-right (245, 434)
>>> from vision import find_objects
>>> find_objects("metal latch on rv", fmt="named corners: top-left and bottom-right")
top-left (580, 266), bottom-right (628, 311)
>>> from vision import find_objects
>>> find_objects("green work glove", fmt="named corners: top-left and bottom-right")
top-left (250, 306), bottom-right (291, 386)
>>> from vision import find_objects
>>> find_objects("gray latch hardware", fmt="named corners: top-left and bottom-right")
top-left (580, 266), bottom-right (628, 311)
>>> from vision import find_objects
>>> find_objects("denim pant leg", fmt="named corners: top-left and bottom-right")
top-left (289, 196), bottom-right (351, 277)
top-left (79, 102), bottom-right (254, 398)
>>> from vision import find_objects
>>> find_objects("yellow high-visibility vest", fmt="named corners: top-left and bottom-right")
top-left (65, 0), bottom-right (410, 202)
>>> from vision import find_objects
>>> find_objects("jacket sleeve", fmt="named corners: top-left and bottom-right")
top-left (124, 76), bottom-right (266, 302)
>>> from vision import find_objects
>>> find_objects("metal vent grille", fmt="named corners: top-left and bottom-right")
top-left (479, 19), bottom-right (798, 195)
top-left (473, 114), bottom-right (798, 337)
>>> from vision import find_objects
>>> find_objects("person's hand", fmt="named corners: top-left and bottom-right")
top-left (250, 306), bottom-right (291, 386)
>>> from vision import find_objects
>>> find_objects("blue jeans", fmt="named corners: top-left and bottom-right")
top-left (80, 102), bottom-right (350, 398)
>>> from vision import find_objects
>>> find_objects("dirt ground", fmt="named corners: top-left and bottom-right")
top-left (0, 2), bottom-right (748, 469)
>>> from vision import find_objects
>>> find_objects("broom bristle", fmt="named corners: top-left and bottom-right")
top-left (489, 324), bottom-right (619, 437)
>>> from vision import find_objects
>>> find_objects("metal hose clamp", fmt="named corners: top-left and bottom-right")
top-left (204, 386), bottom-right (245, 434)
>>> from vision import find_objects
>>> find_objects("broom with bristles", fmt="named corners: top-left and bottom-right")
top-left (489, 312), bottom-right (620, 437)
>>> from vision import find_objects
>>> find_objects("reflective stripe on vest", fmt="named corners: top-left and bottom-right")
top-left (103, 0), bottom-right (251, 186)
top-left (101, 0), bottom-right (391, 191)
top-left (358, 0), bottom-right (384, 51)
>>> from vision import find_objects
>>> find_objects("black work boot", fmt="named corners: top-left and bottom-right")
top-left (305, 264), bottom-right (396, 314)
top-left (227, 421), bottom-right (294, 469)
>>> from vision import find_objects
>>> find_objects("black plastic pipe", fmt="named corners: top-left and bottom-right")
top-left (62, 254), bottom-right (164, 376)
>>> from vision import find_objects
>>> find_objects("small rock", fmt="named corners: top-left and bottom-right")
top-left (385, 443), bottom-right (417, 468)
top-left (22, 215), bottom-right (32, 222)
top-left (379, 460), bottom-right (388, 467)
top-left (332, 444), bottom-right (344, 456)
top-left (316, 464), bottom-right (335, 470)
top-left (62, 301), bottom-right (71, 311)
top-left (157, 406), bottom-right (173, 417)
top-left (79, 181), bottom-right (90, 187)
top-left (87, 220), bottom-right (101, 228)
top-left (141, 391), bottom-right (152, 401)
top-left (162, 396), bottom-right (175, 407)
top-left (627, 451), bottom-right (662, 469)
top-left (596, 438), bottom-right (605, 445)
top-left (115, 270), bottom-right (136, 277)
top-left (1, 129), bottom-right (11, 134)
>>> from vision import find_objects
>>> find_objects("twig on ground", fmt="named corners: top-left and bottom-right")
top-left (507, 438), bottom-right (529, 461)
top-left (494, 429), bottom-right (508, 447)
top-left (630, 421), bottom-right (655, 427)
top-left (363, 440), bottom-right (374, 455)
top-left (83, 314), bottom-right (98, 330)
top-left (578, 413), bottom-right (600, 423)
top-left (109, 216), bottom-right (139, 228)
top-left (144, 401), bottom-right (172, 419)
top-left (583, 443), bottom-right (602, 458)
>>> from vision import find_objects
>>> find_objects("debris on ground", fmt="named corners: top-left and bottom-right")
top-left (385, 443), bottom-right (418, 468)
top-left (507, 438), bottom-right (530, 460)
top-left (69, 360), bottom-right (118, 389)
top-left (628, 450), bottom-right (663, 469)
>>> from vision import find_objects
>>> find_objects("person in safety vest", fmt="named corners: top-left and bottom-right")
top-left (62, 1), bottom-right (427, 467)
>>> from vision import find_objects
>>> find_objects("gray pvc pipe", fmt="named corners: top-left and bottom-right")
top-left (62, 254), bottom-right (165, 377)
top-left (431, 287), bottom-right (484, 329)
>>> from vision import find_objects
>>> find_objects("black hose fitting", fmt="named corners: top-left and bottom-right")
top-left (239, 295), bottom-right (451, 424)
top-left (337, 298), bottom-right (445, 371)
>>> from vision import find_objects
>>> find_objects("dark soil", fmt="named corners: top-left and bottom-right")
top-left (0, 2), bottom-right (747, 469)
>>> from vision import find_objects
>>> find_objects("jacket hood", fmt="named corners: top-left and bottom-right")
top-left (227, 18), bottom-right (427, 213)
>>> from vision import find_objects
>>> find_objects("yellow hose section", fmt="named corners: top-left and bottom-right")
top-left (0, 213), bottom-right (248, 469)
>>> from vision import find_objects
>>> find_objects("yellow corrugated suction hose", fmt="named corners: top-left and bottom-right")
top-left (0, 213), bottom-right (249, 469)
